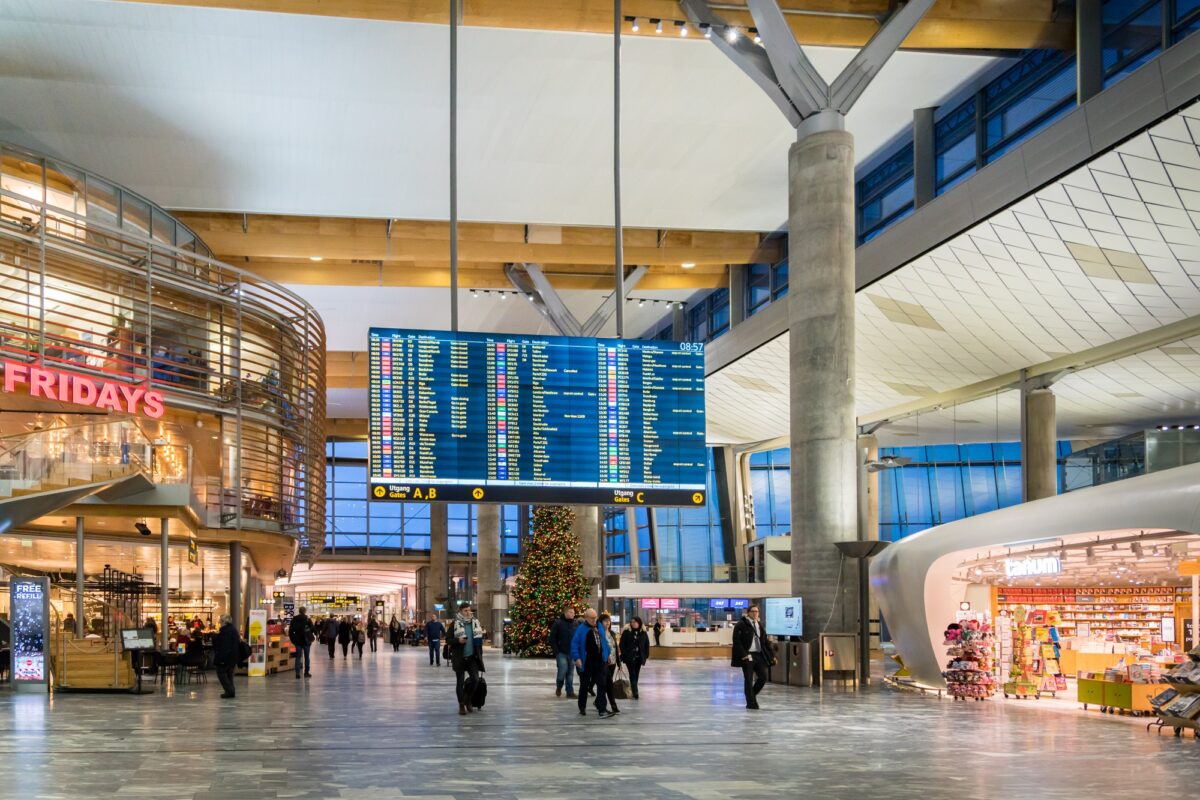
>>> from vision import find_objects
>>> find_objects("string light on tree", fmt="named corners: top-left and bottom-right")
top-left (508, 506), bottom-right (588, 657)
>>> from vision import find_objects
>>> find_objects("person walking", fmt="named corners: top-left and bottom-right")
top-left (213, 614), bottom-right (239, 700)
top-left (389, 615), bottom-right (404, 652)
top-left (731, 605), bottom-right (774, 710)
top-left (352, 618), bottom-right (366, 659)
top-left (450, 603), bottom-right (486, 715)
top-left (620, 616), bottom-right (651, 699)
top-left (570, 609), bottom-right (614, 718)
top-left (599, 612), bottom-right (620, 714)
top-left (337, 616), bottom-right (352, 659)
top-left (548, 606), bottom-right (579, 698)
top-left (322, 615), bottom-right (339, 660)
top-left (652, 618), bottom-right (663, 647)
top-left (367, 613), bottom-right (380, 653)
top-left (288, 606), bottom-right (315, 679)
top-left (426, 613), bottom-right (446, 667)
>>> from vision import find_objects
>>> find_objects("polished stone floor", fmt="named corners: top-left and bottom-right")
top-left (0, 646), bottom-right (1196, 799)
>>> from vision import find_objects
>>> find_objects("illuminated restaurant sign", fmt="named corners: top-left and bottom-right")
top-left (3, 361), bottom-right (164, 418)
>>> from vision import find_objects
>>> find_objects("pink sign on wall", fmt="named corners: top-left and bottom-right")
top-left (659, 598), bottom-right (680, 610)
top-left (640, 599), bottom-right (660, 609)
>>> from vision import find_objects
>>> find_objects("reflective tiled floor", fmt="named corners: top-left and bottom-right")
top-left (0, 646), bottom-right (1196, 799)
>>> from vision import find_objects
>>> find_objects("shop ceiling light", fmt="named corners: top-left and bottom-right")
top-left (309, 256), bottom-right (323, 262)
top-left (681, 262), bottom-right (695, 269)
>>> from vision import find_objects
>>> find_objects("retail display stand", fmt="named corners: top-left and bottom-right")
top-left (942, 620), bottom-right (996, 701)
top-left (1148, 647), bottom-right (1200, 739)
top-left (1003, 608), bottom-right (1064, 699)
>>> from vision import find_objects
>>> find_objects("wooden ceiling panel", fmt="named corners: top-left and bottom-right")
top-left (117, 0), bottom-right (1071, 50)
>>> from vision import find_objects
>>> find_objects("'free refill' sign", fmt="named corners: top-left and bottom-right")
top-left (2, 360), bottom-right (164, 418)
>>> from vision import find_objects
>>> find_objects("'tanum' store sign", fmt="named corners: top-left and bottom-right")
top-left (2, 361), bottom-right (165, 418)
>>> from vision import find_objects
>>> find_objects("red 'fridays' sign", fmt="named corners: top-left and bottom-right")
top-left (2, 360), bottom-right (165, 418)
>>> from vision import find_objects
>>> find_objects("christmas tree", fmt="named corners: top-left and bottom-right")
top-left (509, 505), bottom-right (588, 657)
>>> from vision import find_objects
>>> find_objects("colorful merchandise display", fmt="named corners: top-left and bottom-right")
top-left (1003, 608), bottom-right (1065, 698)
top-left (942, 620), bottom-right (997, 700)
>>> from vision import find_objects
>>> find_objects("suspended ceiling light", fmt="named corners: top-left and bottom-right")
top-left (751, 27), bottom-right (762, 43)
top-left (681, 262), bottom-right (695, 269)
top-left (702, 23), bottom-right (712, 38)
top-left (726, 26), bottom-right (738, 42)
top-left (309, 256), bottom-right (323, 262)
top-left (631, 17), bottom-right (639, 32)
top-left (654, 18), bottom-right (663, 34)
top-left (678, 21), bottom-right (688, 36)
top-left (499, 292), bottom-right (507, 300)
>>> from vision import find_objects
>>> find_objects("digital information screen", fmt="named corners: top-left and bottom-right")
top-left (764, 597), bottom-right (804, 638)
top-left (10, 577), bottom-right (49, 688)
top-left (368, 328), bottom-right (707, 506)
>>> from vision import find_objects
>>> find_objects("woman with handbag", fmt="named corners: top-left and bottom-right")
top-left (619, 616), bottom-right (651, 699)
top-left (352, 619), bottom-right (366, 659)
top-left (388, 615), bottom-right (404, 652)
top-left (598, 612), bottom-right (621, 714)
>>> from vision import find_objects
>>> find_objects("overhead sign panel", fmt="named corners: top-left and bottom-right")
top-left (367, 328), bottom-right (707, 506)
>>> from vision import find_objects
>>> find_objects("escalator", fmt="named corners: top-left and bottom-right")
top-left (0, 420), bottom-right (155, 533)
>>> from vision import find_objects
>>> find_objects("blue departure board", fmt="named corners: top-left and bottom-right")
top-left (368, 328), bottom-right (707, 506)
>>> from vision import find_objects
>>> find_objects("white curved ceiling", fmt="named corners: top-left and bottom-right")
top-left (0, 0), bottom-right (998, 230)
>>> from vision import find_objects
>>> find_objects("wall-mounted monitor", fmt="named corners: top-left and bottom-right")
top-left (764, 597), bottom-right (803, 638)
top-left (368, 328), bottom-right (707, 506)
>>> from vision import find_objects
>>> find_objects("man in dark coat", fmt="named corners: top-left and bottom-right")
top-left (548, 607), bottom-right (579, 698)
top-left (337, 616), bottom-right (352, 659)
top-left (731, 605), bottom-right (774, 710)
top-left (571, 608), bottom-right (614, 718)
top-left (321, 615), bottom-right (339, 660)
top-left (425, 613), bottom-right (446, 667)
top-left (288, 606), bottom-right (315, 679)
top-left (213, 614), bottom-right (239, 700)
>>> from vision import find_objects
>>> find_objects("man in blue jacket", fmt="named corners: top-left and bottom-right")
top-left (425, 613), bottom-right (446, 667)
top-left (570, 608), bottom-right (614, 718)
top-left (548, 607), bottom-right (579, 698)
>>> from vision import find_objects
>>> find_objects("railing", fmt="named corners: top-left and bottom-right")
top-left (0, 144), bottom-right (326, 558)
top-left (0, 419), bottom-right (152, 500)
top-left (606, 564), bottom-right (755, 583)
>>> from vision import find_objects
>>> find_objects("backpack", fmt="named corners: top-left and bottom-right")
top-left (471, 676), bottom-right (488, 708)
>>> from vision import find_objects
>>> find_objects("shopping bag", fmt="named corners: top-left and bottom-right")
top-left (611, 665), bottom-right (632, 700)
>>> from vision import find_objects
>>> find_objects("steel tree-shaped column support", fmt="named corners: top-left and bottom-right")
top-left (682, 0), bottom-right (933, 645)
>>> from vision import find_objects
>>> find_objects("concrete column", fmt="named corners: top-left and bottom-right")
top-left (427, 503), bottom-right (449, 615)
top-left (573, 505), bottom-right (601, 608)
top-left (912, 107), bottom-right (937, 208)
top-left (728, 264), bottom-right (746, 328)
top-left (415, 566), bottom-right (428, 618)
top-left (1077, 0), bottom-right (1104, 104)
top-left (475, 503), bottom-right (501, 643)
top-left (788, 127), bottom-right (859, 641)
top-left (229, 540), bottom-right (242, 636)
top-left (1022, 387), bottom-right (1058, 501)
top-left (159, 518), bottom-right (170, 650)
top-left (671, 304), bottom-right (687, 342)
top-left (712, 446), bottom-right (738, 577)
top-left (74, 516), bottom-right (85, 638)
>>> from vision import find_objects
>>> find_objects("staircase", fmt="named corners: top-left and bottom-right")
top-left (0, 420), bottom-right (155, 533)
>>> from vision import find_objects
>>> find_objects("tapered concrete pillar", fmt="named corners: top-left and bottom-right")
top-left (573, 505), bottom-right (601, 608)
top-left (475, 504), bottom-right (501, 642)
top-left (74, 516), bottom-right (85, 638)
top-left (1022, 387), bottom-right (1058, 501)
top-left (427, 504), bottom-right (449, 615)
top-left (857, 434), bottom-right (881, 651)
top-left (789, 128), bottom-right (859, 640)
top-left (229, 540), bottom-right (242, 635)
top-left (160, 518), bottom-right (170, 649)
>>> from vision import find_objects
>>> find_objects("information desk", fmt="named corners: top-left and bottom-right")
top-left (1060, 649), bottom-right (1128, 676)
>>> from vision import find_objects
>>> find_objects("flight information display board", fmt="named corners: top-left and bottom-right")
top-left (368, 328), bottom-right (707, 506)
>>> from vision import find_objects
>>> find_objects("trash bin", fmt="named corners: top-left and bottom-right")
top-left (787, 642), bottom-right (812, 687)
top-left (767, 642), bottom-right (789, 685)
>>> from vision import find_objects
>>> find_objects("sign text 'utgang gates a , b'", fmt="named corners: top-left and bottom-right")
top-left (2, 361), bottom-right (165, 418)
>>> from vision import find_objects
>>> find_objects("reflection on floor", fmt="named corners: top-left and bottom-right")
top-left (0, 647), bottom-right (1195, 799)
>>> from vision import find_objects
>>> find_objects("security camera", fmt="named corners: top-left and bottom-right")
top-left (134, 522), bottom-right (152, 536)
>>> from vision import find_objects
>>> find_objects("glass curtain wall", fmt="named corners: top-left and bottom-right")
top-left (654, 449), bottom-right (726, 580)
top-left (325, 439), bottom-right (520, 555)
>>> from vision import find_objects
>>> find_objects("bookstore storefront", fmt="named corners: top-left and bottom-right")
top-left (873, 465), bottom-right (1200, 717)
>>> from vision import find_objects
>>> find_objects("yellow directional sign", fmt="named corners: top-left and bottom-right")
top-left (373, 485), bottom-right (386, 498)
top-left (692, 492), bottom-right (704, 504)
top-left (635, 491), bottom-right (644, 503)
top-left (472, 487), bottom-right (485, 500)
